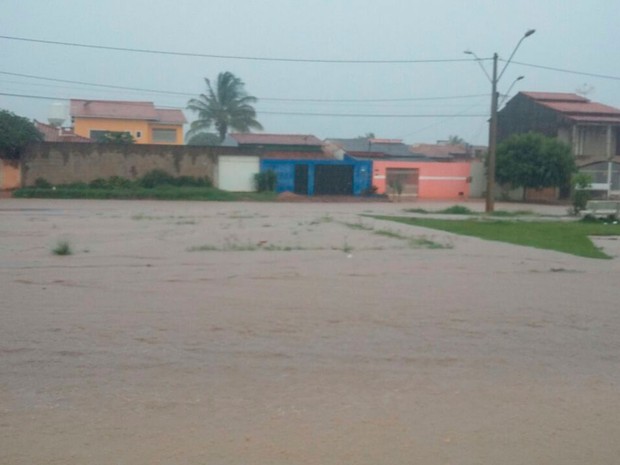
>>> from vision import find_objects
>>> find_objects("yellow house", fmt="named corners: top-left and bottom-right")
top-left (70, 99), bottom-right (186, 145)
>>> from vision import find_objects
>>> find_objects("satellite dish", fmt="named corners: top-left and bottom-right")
top-left (48, 101), bottom-right (68, 127)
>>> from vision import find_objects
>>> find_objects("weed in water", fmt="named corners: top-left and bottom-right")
top-left (342, 221), bottom-right (374, 231)
top-left (409, 237), bottom-right (450, 249)
top-left (374, 229), bottom-right (407, 240)
top-left (52, 240), bottom-right (72, 256)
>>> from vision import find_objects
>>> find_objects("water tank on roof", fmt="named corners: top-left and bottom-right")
top-left (48, 101), bottom-right (68, 127)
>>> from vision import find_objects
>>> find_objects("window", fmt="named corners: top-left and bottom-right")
top-left (152, 129), bottom-right (177, 143)
top-left (136, 131), bottom-right (142, 139)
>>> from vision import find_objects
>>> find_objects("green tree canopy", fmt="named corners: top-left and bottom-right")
top-left (447, 134), bottom-right (465, 145)
top-left (93, 131), bottom-right (135, 144)
top-left (495, 132), bottom-right (575, 189)
top-left (0, 110), bottom-right (43, 159)
top-left (186, 72), bottom-right (263, 142)
top-left (186, 132), bottom-right (221, 146)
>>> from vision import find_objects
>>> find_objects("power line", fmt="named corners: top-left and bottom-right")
top-left (0, 35), bottom-right (476, 65)
top-left (505, 59), bottom-right (620, 81)
top-left (0, 70), bottom-right (488, 103)
top-left (259, 110), bottom-right (486, 118)
top-left (0, 91), bottom-right (486, 117)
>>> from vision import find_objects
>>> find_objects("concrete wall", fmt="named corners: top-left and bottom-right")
top-left (0, 159), bottom-right (21, 190)
top-left (19, 142), bottom-right (236, 187)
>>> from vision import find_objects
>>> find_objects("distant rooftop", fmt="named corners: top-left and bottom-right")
top-left (35, 120), bottom-right (92, 143)
top-left (70, 99), bottom-right (186, 124)
top-left (229, 133), bottom-right (323, 146)
top-left (519, 92), bottom-right (620, 124)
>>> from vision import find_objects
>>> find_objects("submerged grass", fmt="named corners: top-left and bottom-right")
top-left (13, 186), bottom-right (277, 202)
top-left (372, 215), bottom-right (620, 259)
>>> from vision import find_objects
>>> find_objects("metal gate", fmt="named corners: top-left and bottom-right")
top-left (386, 168), bottom-right (419, 198)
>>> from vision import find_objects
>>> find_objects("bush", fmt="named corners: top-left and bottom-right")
top-left (33, 177), bottom-right (52, 189)
top-left (571, 173), bottom-right (592, 215)
top-left (137, 170), bottom-right (211, 188)
top-left (138, 169), bottom-right (177, 188)
top-left (439, 205), bottom-right (473, 215)
top-left (254, 170), bottom-right (277, 192)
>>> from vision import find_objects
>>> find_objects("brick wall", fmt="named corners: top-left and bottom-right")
top-left (19, 142), bottom-right (244, 186)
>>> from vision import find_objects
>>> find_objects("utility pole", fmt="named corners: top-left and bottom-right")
top-left (486, 53), bottom-right (499, 213)
top-left (467, 29), bottom-right (535, 214)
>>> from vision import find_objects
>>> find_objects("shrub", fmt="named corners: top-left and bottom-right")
top-left (138, 169), bottom-right (177, 188)
top-left (33, 177), bottom-right (52, 189)
top-left (52, 240), bottom-right (72, 256)
top-left (254, 170), bottom-right (277, 192)
top-left (440, 205), bottom-right (473, 215)
top-left (571, 173), bottom-right (592, 215)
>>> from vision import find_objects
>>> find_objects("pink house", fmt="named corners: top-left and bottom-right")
top-left (371, 160), bottom-right (472, 200)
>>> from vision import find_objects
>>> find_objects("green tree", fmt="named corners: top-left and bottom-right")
top-left (0, 109), bottom-right (43, 159)
top-left (447, 134), bottom-right (465, 145)
top-left (186, 132), bottom-right (221, 146)
top-left (93, 131), bottom-right (135, 144)
top-left (495, 132), bottom-right (575, 193)
top-left (186, 72), bottom-right (263, 142)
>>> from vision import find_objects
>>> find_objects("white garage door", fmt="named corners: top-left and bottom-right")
top-left (217, 155), bottom-right (260, 192)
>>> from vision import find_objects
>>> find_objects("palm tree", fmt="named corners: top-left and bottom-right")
top-left (186, 72), bottom-right (263, 142)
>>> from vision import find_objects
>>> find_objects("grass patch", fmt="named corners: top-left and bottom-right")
top-left (372, 215), bottom-right (620, 259)
top-left (438, 205), bottom-right (474, 215)
top-left (52, 240), bottom-right (72, 256)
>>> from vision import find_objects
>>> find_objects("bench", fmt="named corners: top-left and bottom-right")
top-left (582, 200), bottom-right (620, 218)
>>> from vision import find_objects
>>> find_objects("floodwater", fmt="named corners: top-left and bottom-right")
top-left (1, 198), bottom-right (619, 464)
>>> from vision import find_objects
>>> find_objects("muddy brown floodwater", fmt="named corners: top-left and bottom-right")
top-left (1, 198), bottom-right (619, 464)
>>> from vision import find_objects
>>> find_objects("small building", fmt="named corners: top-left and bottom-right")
top-left (261, 157), bottom-right (372, 196)
top-left (327, 137), bottom-right (472, 200)
top-left (70, 99), bottom-right (186, 145)
top-left (498, 91), bottom-right (620, 198)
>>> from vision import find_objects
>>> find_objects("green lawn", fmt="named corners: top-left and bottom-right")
top-left (372, 216), bottom-right (620, 259)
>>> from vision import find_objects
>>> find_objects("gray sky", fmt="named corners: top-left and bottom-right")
top-left (1, 0), bottom-right (619, 145)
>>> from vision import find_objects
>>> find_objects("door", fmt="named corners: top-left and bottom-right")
top-left (314, 165), bottom-right (354, 195)
top-left (294, 165), bottom-right (309, 195)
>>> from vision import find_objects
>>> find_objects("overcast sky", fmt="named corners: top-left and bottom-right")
top-left (1, 0), bottom-right (619, 145)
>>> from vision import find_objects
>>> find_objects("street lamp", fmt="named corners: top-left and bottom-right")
top-left (466, 29), bottom-right (535, 212)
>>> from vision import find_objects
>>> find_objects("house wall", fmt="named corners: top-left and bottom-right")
top-left (0, 159), bottom-right (21, 190)
top-left (19, 142), bottom-right (227, 186)
top-left (497, 94), bottom-right (565, 142)
top-left (73, 118), bottom-right (184, 145)
top-left (260, 158), bottom-right (372, 195)
top-left (372, 161), bottom-right (471, 199)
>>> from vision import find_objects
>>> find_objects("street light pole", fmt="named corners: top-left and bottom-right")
top-left (467, 29), bottom-right (535, 213)
top-left (486, 53), bottom-right (499, 213)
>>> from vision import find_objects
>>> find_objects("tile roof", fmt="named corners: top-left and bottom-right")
top-left (231, 133), bottom-right (323, 146)
top-left (155, 108), bottom-right (187, 125)
top-left (520, 92), bottom-right (620, 124)
top-left (70, 99), bottom-right (185, 124)
top-left (410, 143), bottom-right (470, 159)
top-left (35, 120), bottom-right (92, 143)
top-left (327, 138), bottom-right (414, 157)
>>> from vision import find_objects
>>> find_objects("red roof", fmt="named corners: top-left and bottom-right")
top-left (231, 133), bottom-right (323, 146)
top-left (35, 120), bottom-right (92, 143)
top-left (70, 99), bottom-right (186, 124)
top-left (520, 92), bottom-right (620, 124)
top-left (155, 108), bottom-right (187, 125)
